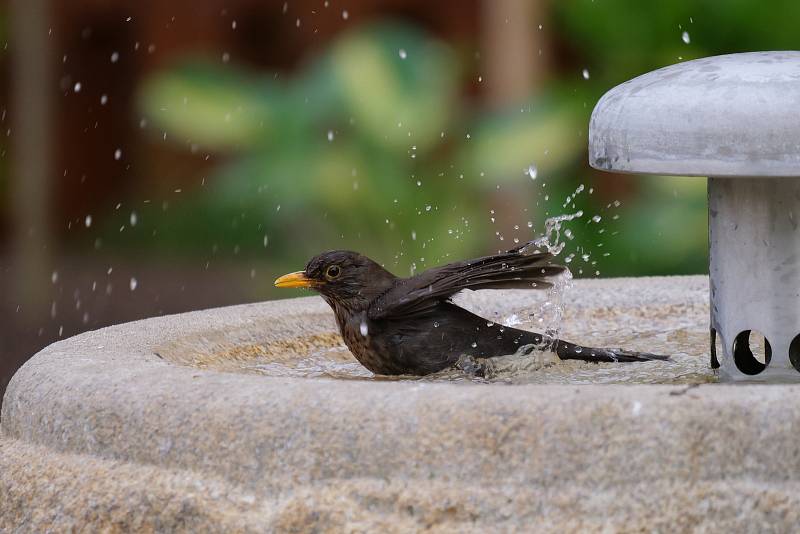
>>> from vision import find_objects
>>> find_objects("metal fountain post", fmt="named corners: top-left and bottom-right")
top-left (589, 52), bottom-right (800, 382)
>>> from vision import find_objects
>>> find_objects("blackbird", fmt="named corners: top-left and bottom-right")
top-left (274, 242), bottom-right (669, 376)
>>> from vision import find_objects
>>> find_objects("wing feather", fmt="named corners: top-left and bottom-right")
top-left (368, 245), bottom-right (565, 320)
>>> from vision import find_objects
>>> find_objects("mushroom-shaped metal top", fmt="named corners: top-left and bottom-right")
top-left (589, 51), bottom-right (800, 177)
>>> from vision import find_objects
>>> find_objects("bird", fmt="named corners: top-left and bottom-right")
top-left (274, 242), bottom-right (670, 376)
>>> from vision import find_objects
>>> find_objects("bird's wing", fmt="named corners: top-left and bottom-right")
top-left (368, 246), bottom-right (565, 320)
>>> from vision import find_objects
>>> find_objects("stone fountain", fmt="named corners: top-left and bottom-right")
top-left (4, 53), bottom-right (800, 531)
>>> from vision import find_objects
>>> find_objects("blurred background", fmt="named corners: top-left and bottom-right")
top-left (2, 0), bottom-right (798, 398)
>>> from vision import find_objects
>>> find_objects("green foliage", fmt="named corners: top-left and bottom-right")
top-left (130, 22), bottom-right (585, 277)
top-left (554, 0), bottom-right (800, 84)
top-left (139, 62), bottom-right (279, 150)
top-left (125, 4), bottom-right (788, 278)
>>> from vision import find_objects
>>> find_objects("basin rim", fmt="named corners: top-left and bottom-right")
top-left (4, 275), bottom-right (800, 494)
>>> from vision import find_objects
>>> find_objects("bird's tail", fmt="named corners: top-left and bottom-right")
top-left (554, 339), bottom-right (670, 363)
top-left (506, 327), bottom-right (670, 363)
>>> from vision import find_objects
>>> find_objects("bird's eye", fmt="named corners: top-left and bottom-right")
top-left (325, 265), bottom-right (341, 280)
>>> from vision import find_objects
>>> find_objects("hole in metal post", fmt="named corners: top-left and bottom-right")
top-left (733, 330), bottom-right (771, 375)
top-left (710, 328), bottom-right (721, 369)
top-left (789, 334), bottom-right (800, 372)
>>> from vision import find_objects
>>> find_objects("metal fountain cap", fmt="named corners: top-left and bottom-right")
top-left (589, 51), bottom-right (800, 382)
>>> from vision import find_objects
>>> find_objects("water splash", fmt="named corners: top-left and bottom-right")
top-left (532, 268), bottom-right (573, 352)
top-left (521, 210), bottom-right (584, 257)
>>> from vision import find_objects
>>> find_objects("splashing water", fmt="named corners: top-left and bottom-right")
top-left (501, 206), bottom-right (591, 365)
top-left (522, 210), bottom-right (584, 257)
top-left (531, 268), bottom-right (573, 351)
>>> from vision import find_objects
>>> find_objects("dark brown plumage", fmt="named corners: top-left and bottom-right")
top-left (275, 242), bottom-right (670, 376)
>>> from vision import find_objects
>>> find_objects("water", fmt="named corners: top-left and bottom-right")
top-left (526, 210), bottom-right (584, 256)
top-left (242, 330), bottom-right (713, 385)
top-left (238, 294), bottom-right (715, 385)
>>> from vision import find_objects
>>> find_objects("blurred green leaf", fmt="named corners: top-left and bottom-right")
top-left (458, 96), bottom-right (583, 184)
top-left (138, 61), bottom-right (280, 150)
top-left (329, 23), bottom-right (459, 154)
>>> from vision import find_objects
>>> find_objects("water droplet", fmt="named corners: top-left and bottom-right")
top-left (110, 51), bottom-right (119, 63)
top-left (471, 342), bottom-right (477, 348)
top-left (114, 148), bottom-right (122, 160)
top-left (129, 277), bottom-right (138, 291)
top-left (100, 94), bottom-right (108, 105)
top-left (681, 31), bottom-right (690, 44)
top-left (591, 215), bottom-right (602, 223)
top-left (130, 212), bottom-right (138, 226)
top-left (51, 271), bottom-right (59, 284)
top-left (359, 321), bottom-right (368, 337)
top-left (433, 321), bottom-right (439, 328)
top-left (342, 9), bottom-right (349, 19)
top-left (398, 49), bottom-right (407, 59)
top-left (327, 130), bottom-right (334, 142)
top-left (84, 215), bottom-right (92, 228)
top-left (527, 164), bottom-right (538, 180)
top-left (582, 68), bottom-right (590, 79)
top-left (73, 82), bottom-right (82, 93)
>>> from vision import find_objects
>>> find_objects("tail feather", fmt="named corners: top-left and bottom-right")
top-left (503, 327), bottom-right (671, 363)
top-left (554, 339), bottom-right (671, 363)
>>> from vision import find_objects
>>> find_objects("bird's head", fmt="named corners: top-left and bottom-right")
top-left (274, 250), bottom-right (395, 312)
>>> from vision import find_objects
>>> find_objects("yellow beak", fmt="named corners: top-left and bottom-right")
top-left (274, 271), bottom-right (316, 289)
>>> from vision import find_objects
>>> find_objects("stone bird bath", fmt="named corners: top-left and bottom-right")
top-left (4, 53), bottom-right (800, 531)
